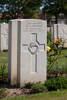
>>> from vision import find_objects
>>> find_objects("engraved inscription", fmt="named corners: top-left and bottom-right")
top-left (23, 22), bottom-right (43, 32)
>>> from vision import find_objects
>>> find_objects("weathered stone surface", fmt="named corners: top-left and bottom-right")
top-left (8, 19), bottom-right (47, 87)
top-left (0, 23), bottom-right (8, 51)
top-left (8, 20), bottom-right (18, 85)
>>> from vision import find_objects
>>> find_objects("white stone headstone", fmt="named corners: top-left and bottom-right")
top-left (51, 24), bottom-right (67, 47)
top-left (47, 27), bottom-right (51, 32)
top-left (8, 19), bottom-right (47, 87)
top-left (58, 24), bottom-right (67, 39)
top-left (0, 23), bottom-right (8, 51)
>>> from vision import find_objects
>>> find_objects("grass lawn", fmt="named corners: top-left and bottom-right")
top-left (56, 49), bottom-right (67, 67)
top-left (48, 48), bottom-right (67, 73)
top-left (0, 51), bottom-right (8, 77)
top-left (0, 51), bottom-right (8, 65)
top-left (1, 89), bottom-right (67, 100)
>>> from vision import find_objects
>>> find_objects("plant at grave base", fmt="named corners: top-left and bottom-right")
top-left (0, 88), bottom-right (7, 99)
top-left (0, 64), bottom-right (7, 81)
top-left (31, 82), bottom-right (47, 93)
top-left (45, 77), bottom-right (67, 91)
top-left (55, 39), bottom-right (62, 43)
top-left (24, 82), bottom-right (34, 89)
top-left (24, 82), bottom-right (47, 93)
top-left (55, 39), bottom-right (64, 48)
top-left (47, 38), bottom-right (64, 77)
top-left (46, 46), bottom-right (51, 52)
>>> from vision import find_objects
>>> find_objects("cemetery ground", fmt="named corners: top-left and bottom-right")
top-left (1, 89), bottom-right (67, 100)
top-left (1, 49), bottom-right (67, 99)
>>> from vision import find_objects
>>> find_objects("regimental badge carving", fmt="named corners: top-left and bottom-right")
top-left (28, 42), bottom-right (38, 55)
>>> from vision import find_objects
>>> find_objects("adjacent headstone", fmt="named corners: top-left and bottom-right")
top-left (8, 19), bottom-right (47, 87)
top-left (47, 27), bottom-right (51, 32)
top-left (51, 24), bottom-right (58, 42)
top-left (0, 23), bottom-right (8, 51)
top-left (57, 24), bottom-right (67, 39)
top-left (51, 24), bottom-right (67, 47)
top-left (58, 19), bottom-right (67, 24)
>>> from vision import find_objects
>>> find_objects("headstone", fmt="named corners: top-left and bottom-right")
top-left (51, 24), bottom-right (67, 47)
top-left (0, 23), bottom-right (8, 51)
top-left (8, 19), bottom-right (47, 87)
top-left (58, 24), bottom-right (67, 47)
top-left (58, 24), bottom-right (67, 39)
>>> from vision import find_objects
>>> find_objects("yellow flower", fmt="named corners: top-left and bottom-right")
top-left (46, 46), bottom-right (51, 52)
top-left (55, 39), bottom-right (62, 43)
